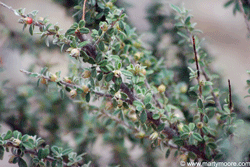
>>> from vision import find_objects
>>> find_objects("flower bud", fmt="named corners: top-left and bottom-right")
top-left (70, 48), bottom-right (80, 58)
top-left (105, 2), bottom-right (113, 9)
top-left (141, 69), bottom-right (146, 75)
top-left (149, 132), bottom-right (159, 140)
top-left (180, 84), bottom-right (188, 93)
top-left (100, 22), bottom-right (108, 31)
top-left (12, 139), bottom-right (21, 146)
top-left (196, 122), bottom-right (203, 129)
top-left (158, 84), bottom-right (166, 93)
top-left (64, 77), bottom-right (72, 83)
top-left (114, 91), bottom-right (121, 100)
top-left (70, 89), bottom-right (77, 98)
top-left (50, 74), bottom-right (58, 82)
top-left (135, 131), bottom-right (145, 139)
top-left (129, 113), bottom-right (137, 122)
top-left (144, 60), bottom-right (152, 67)
top-left (133, 42), bottom-right (141, 48)
top-left (113, 70), bottom-right (121, 78)
top-left (117, 99), bottom-right (123, 108)
top-left (134, 64), bottom-right (141, 75)
top-left (40, 78), bottom-right (47, 84)
top-left (82, 85), bottom-right (90, 93)
top-left (82, 70), bottom-right (91, 78)
top-left (178, 123), bottom-right (184, 132)
top-left (134, 52), bottom-right (143, 61)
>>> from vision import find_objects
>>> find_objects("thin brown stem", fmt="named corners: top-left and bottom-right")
top-left (192, 36), bottom-right (202, 98)
top-left (238, 0), bottom-right (250, 34)
top-left (82, 0), bottom-right (88, 21)
top-left (228, 79), bottom-right (233, 113)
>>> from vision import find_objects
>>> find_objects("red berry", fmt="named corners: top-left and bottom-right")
top-left (26, 17), bottom-right (33, 24)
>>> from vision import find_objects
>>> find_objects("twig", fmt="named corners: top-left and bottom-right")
top-left (238, 0), bottom-right (250, 34)
top-left (192, 36), bottom-right (202, 98)
top-left (20, 69), bottom-right (114, 100)
top-left (228, 79), bottom-right (233, 113)
top-left (200, 67), bottom-right (222, 111)
top-left (101, 110), bottom-right (140, 133)
top-left (145, 79), bottom-right (163, 109)
top-left (94, 9), bottom-right (124, 46)
top-left (82, 0), bottom-right (88, 21)
top-left (5, 142), bottom-right (69, 167)
top-left (0, 1), bottom-right (25, 17)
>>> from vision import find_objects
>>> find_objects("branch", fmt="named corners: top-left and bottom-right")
top-left (228, 79), bottom-right (233, 113)
top-left (5, 142), bottom-right (69, 167)
top-left (82, 0), bottom-right (88, 21)
top-left (238, 0), bottom-right (250, 34)
top-left (0, 1), bottom-right (25, 17)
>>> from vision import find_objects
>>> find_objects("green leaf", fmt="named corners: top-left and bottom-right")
top-left (62, 148), bottom-right (73, 156)
top-left (185, 16), bottom-right (191, 25)
top-left (207, 142), bottom-right (217, 149)
top-left (169, 4), bottom-right (181, 13)
top-left (97, 72), bottom-right (103, 81)
top-left (214, 153), bottom-right (223, 161)
top-left (203, 114), bottom-right (209, 123)
top-left (193, 132), bottom-right (203, 141)
top-left (105, 72), bottom-right (114, 82)
top-left (133, 100), bottom-right (143, 108)
top-left (180, 133), bottom-right (189, 139)
top-left (86, 92), bottom-right (90, 102)
top-left (121, 70), bottom-right (133, 77)
top-left (65, 28), bottom-right (75, 36)
top-left (157, 123), bottom-right (165, 131)
top-left (224, 0), bottom-right (234, 8)
top-left (30, 73), bottom-right (39, 77)
top-left (188, 152), bottom-right (197, 160)
top-left (18, 158), bottom-right (28, 167)
top-left (152, 113), bottom-right (160, 120)
top-left (98, 41), bottom-right (105, 51)
top-left (4, 130), bottom-right (12, 140)
top-left (182, 125), bottom-right (190, 132)
top-left (121, 92), bottom-right (128, 100)
top-left (189, 123), bottom-right (195, 131)
top-left (0, 146), bottom-right (4, 160)
top-left (145, 103), bottom-right (152, 109)
top-left (144, 93), bottom-right (152, 104)
top-left (165, 149), bottom-right (170, 159)
top-left (174, 139), bottom-right (184, 146)
top-left (140, 110), bottom-right (147, 124)
top-left (29, 25), bottom-right (33, 35)
top-left (79, 41), bottom-right (90, 48)
top-left (79, 20), bottom-right (85, 28)
top-left (197, 99), bottom-right (203, 109)
top-left (99, 60), bottom-right (108, 66)
top-left (22, 141), bottom-right (33, 149)
top-left (79, 27), bottom-right (90, 34)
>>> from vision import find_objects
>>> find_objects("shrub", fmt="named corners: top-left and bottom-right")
top-left (0, 0), bottom-right (248, 166)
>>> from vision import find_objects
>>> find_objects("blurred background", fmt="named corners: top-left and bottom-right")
top-left (0, 0), bottom-right (250, 166)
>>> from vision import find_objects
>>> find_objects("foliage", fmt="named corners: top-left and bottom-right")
top-left (0, 0), bottom-right (249, 166)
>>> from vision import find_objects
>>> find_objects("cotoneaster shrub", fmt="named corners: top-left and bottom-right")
top-left (0, 0), bottom-right (249, 166)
